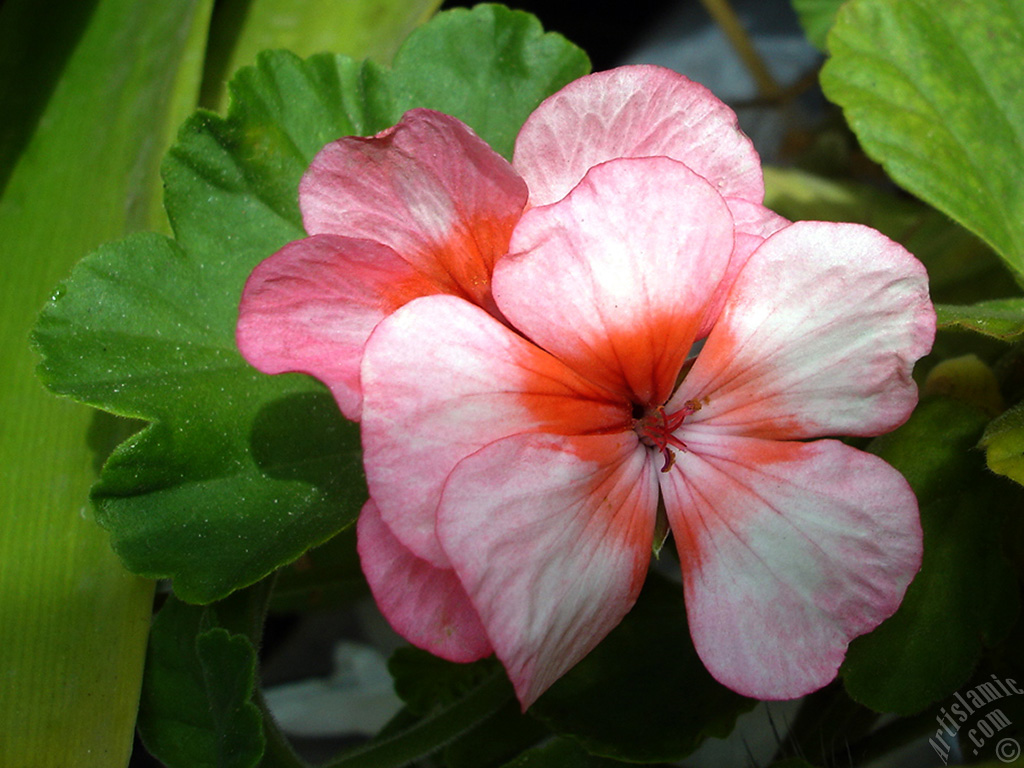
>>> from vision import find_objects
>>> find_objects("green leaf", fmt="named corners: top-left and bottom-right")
top-left (530, 573), bottom-right (754, 762)
top-left (388, 3), bottom-right (591, 159)
top-left (389, 648), bottom-right (502, 717)
top-left (137, 595), bottom-right (264, 768)
top-left (0, 0), bottom-right (211, 765)
top-left (820, 0), bottom-right (1024, 284)
top-left (34, 233), bottom-right (366, 604)
top-left (388, 649), bottom-right (548, 768)
top-left (498, 737), bottom-right (627, 768)
top-left (936, 299), bottom-right (1024, 343)
top-left (200, 0), bottom-right (441, 110)
top-left (981, 402), bottom-right (1024, 487)
top-left (841, 398), bottom-right (1022, 713)
top-left (762, 166), bottom-right (1016, 306)
top-left (321, 668), bottom-right (513, 768)
top-left (791, 0), bottom-right (846, 51)
top-left (33, 6), bottom-right (589, 603)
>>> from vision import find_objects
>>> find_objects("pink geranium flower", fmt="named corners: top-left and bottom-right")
top-left (238, 66), bottom-right (935, 707)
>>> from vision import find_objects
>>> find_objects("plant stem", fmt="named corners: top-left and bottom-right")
top-left (697, 0), bottom-right (781, 99)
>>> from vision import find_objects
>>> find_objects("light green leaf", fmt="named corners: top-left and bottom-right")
top-left (137, 595), bottom-right (264, 768)
top-left (981, 402), bottom-right (1024, 487)
top-left (935, 299), bottom-right (1024, 342)
top-left (530, 574), bottom-right (754, 762)
top-left (821, 0), bottom-right (1024, 285)
top-left (33, 8), bottom-right (590, 603)
top-left (791, 0), bottom-right (846, 51)
top-left (842, 398), bottom-right (1022, 714)
top-left (0, 0), bottom-right (211, 765)
top-left (201, 0), bottom-right (442, 110)
top-left (763, 166), bottom-right (1015, 305)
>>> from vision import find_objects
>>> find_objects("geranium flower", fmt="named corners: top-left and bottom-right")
top-left (237, 66), bottom-right (935, 707)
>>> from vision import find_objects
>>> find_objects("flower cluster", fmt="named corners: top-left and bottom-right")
top-left (237, 65), bottom-right (935, 706)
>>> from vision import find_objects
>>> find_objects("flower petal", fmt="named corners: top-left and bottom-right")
top-left (357, 499), bottom-right (492, 662)
top-left (437, 432), bottom-right (658, 707)
top-left (496, 157), bottom-right (734, 405)
top-left (673, 221), bottom-right (935, 439)
top-left (360, 295), bottom-right (628, 566)
top-left (661, 436), bottom-right (922, 700)
top-left (237, 235), bottom-right (441, 420)
top-left (301, 109), bottom-right (528, 309)
top-left (695, 198), bottom-right (789, 339)
top-left (513, 65), bottom-right (763, 208)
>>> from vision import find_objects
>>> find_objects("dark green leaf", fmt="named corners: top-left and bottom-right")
top-left (389, 647), bottom-right (502, 717)
top-left (530, 573), bottom-right (754, 762)
top-left (841, 398), bottom-right (1022, 713)
top-left (821, 0), bottom-right (1024, 284)
top-left (444, 698), bottom-right (548, 768)
top-left (936, 299), bottom-right (1024, 343)
top-left (498, 737), bottom-right (627, 767)
top-left (138, 595), bottom-right (264, 768)
top-left (791, 0), bottom-right (846, 51)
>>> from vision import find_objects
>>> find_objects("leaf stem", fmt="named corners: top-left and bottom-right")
top-left (320, 671), bottom-right (514, 768)
top-left (697, 0), bottom-right (781, 99)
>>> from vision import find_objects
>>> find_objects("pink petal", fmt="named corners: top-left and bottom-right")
top-left (673, 221), bottom-right (935, 439)
top-left (237, 235), bottom-right (441, 420)
top-left (357, 500), bottom-right (492, 662)
top-left (695, 198), bottom-right (789, 338)
top-left (496, 157), bottom-right (735, 406)
top-left (301, 109), bottom-right (528, 310)
top-left (661, 435), bottom-right (922, 700)
top-left (437, 432), bottom-right (658, 707)
top-left (513, 65), bottom-right (763, 208)
top-left (360, 295), bottom-right (628, 567)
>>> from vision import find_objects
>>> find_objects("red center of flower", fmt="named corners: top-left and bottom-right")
top-left (632, 400), bottom-right (702, 473)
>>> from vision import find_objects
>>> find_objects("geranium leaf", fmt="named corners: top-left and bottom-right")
top-left (137, 595), bottom-right (264, 768)
top-left (841, 398), bottom-right (1022, 713)
top-left (791, 0), bottom-right (846, 51)
top-left (388, 3), bottom-right (591, 159)
top-left (530, 573), bottom-right (754, 762)
top-left (763, 166), bottom-right (1016, 306)
top-left (820, 0), bottom-right (1024, 285)
top-left (935, 299), bottom-right (1024, 343)
top-left (33, 233), bottom-right (366, 603)
top-left (33, 7), bottom-right (590, 603)
top-left (981, 402), bottom-right (1024, 487)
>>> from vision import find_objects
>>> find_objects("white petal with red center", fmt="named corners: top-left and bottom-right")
top-left (437, 432), bottom-right (658, 707)
top-left (360, 295), bottom-right (628, 567)
top-left (496, 157), bottom-right (735, 406)
top-left (673, 221), bottom-right (935, 439)
top-left (660, 435), bottom-right (922, 700)
top-left (513, 65), bottom-right (763, 208)
top-left (237, 235), bottom-right (441, 420)
top-left (357, 500), bottom-right (492, 662)
top-left (301, 109), bottom-right (527, 308)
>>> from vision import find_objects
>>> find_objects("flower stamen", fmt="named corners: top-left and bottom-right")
top-left (632, 400), bottom-right (702, 472)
